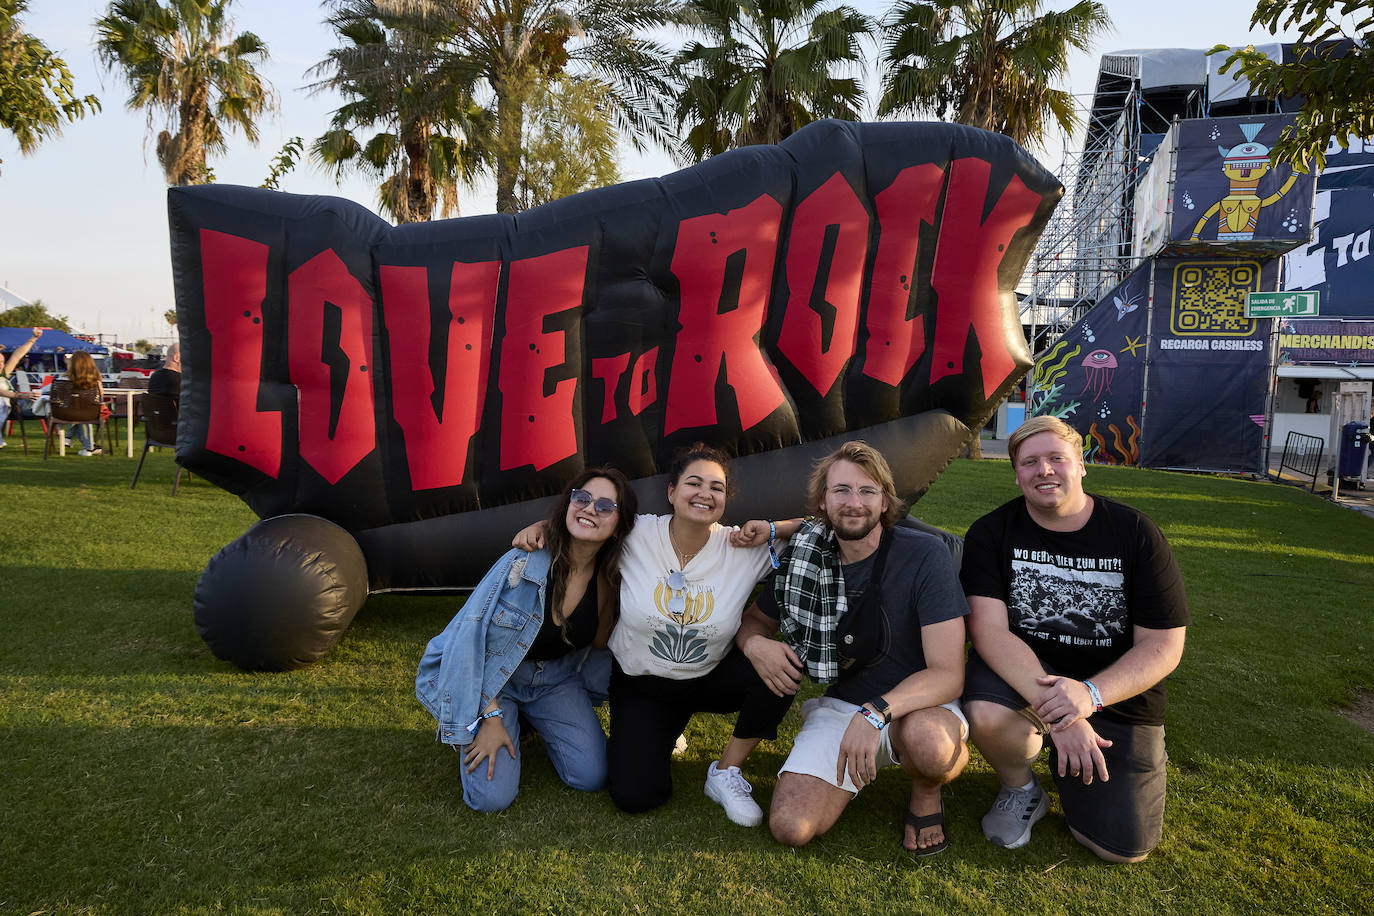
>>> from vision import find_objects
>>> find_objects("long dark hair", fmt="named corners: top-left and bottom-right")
top-left (542, 467), bottom-right (637, 639)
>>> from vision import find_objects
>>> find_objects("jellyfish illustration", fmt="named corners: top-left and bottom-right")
top-left (1080, 349), bottom-right (1117, 400)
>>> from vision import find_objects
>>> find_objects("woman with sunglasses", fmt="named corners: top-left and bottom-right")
top-left (515, 444), bottom-right (801, 826)
top-left (417, 468), bottom-right (637, 812)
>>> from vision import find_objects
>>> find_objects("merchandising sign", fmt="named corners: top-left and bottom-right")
top-left (1278, 318), bottom-right (1374, 362)
top-left (1247, 290), bottom-right (1319, 317)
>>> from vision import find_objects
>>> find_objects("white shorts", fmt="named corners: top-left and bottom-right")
top-left (778, 696), bottom-right (969, 795)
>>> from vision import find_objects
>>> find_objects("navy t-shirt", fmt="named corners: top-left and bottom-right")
top-left (760, 526), bottom-right (968, 705)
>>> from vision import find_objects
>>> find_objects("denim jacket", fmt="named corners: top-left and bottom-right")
top-left (415, 547), bottom-right (554, 746)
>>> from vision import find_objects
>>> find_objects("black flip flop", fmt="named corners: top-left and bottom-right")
top-left (903, 803), bottom-right (950, 857)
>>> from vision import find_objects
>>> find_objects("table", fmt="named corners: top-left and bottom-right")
top-left (104, 388), bottom-right (146, 458)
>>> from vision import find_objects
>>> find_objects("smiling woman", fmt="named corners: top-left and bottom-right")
top-left (513, 442), bottom-right (805, 826)
top-left (414, 467), bottom-right (637, 813)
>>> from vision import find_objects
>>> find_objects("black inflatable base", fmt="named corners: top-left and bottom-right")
top-left (194, 514), bottom-right (369, 670)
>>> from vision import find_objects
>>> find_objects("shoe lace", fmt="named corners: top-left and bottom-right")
top-left (993, 786), bottom-right (1031, 813)
top-left (721, 769), bottom-right (753, 798)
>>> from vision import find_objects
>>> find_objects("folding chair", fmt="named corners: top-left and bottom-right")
top-left (131, 393), bottom-right (188, 493)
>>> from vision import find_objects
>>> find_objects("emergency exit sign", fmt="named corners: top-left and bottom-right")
top-left (1247, 290), bottom-right (1320, 317)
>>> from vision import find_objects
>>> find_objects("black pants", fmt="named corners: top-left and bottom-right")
top-left (607, 647), bottom-right (794, 813)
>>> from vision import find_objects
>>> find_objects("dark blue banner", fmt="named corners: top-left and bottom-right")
top-left (1281, 139), bottom-right (1374, 317)
top-left (1138, 258), bottom-right (1277, 472)
top-left (1031, 264), bottom-right (1150, 464)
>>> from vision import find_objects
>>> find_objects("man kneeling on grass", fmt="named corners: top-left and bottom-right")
top-left (961, 416), bottom-right (1189, 863)
top-left (735, 442), bottom-right (969, 855)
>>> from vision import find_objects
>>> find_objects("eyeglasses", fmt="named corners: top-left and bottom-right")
top-left (570, 489), bottom-right (619, 516)
top-left (827, 485), bottom-right (883, 502)
top-left (667, 570), bottom-right (687, 591)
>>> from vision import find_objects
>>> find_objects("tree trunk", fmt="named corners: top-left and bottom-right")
top-left (494, 86), bottom-right (523, 215)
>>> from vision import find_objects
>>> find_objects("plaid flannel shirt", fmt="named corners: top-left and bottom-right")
top-left (773, 519), bottom-right (846, 683)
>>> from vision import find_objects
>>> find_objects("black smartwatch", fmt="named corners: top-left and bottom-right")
top-left (866, 696), bottom-right (892, 725)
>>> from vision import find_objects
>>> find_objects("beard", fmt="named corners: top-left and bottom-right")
top-left (830, 511), bottom-right (881, 541)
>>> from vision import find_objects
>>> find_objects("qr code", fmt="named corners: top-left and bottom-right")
top-left (1169, 261), bottom-right (1259, 336)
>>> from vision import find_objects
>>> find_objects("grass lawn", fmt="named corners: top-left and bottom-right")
top-left (2, 438), bottom-right (1371, 914)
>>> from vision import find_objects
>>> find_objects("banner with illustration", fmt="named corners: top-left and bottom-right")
top-left (1138, 258), bottom-right (1277, 471)
top-left (1278, 317), bottom-right (1374, 363)
top-left (1169, 114), bottom-right (1314, 256)
top-left (1031, 264), bottom-right (1150, 465)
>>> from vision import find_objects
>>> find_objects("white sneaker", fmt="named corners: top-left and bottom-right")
top-left (78, 448), bottom-right (93, 457)
top-left (0, 440), bottom-right (7, 448)
top-left (703, 760), bottom-right (763, 827)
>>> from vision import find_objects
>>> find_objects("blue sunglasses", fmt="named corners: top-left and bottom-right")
top-left (570, 489), bottom-right (619, 517)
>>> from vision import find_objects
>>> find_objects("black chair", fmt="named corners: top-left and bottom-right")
top-left (43, 380), bottom-right (113, 459)
top-left (131, 393), bottom-right (188, 494)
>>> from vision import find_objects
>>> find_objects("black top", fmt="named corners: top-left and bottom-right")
top-left (148, 367), bottom-right (181, 402)
top-left (527, 573), bottom-right (600, 661)
top-left (759, 527), bottom-right (969, 706)
top-left (961, 494), bottom-right (1190, 725)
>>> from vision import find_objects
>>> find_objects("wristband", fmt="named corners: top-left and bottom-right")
top-left (857, 705), bottom-right (887, 731)
top-left (466, 707), bottom-right (504, 734)
top-left (867, 696), bottom-right (892, 725)
top-left (766, 520), bottom-right (780, 569)
top-left (1083, 679), bottom-right (1103, 713)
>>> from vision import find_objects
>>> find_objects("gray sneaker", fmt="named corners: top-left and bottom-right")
top-left (982, 777), bottom-right (1049, 849)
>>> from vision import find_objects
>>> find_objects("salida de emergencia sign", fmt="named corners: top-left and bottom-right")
top-left (1246, 290), bottom-right (1320, 317)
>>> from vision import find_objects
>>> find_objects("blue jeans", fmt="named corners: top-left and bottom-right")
top-left (71, 423), bottom-right (94, 450)
top-left (460, 648), bottom-right (609, 813)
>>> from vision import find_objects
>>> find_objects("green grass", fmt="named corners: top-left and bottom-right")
top-left (2, 442), bottom-right (1372, 914)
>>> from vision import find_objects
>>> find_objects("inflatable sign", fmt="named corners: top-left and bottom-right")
top-left (170, 119), bottom-right (1061, 668)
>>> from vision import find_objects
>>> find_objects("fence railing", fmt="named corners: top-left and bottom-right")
top-left (1278, 431), bottom-right (1324, 492)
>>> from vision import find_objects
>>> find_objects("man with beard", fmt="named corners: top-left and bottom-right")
top-left (734, 442), bottom-right (969, 854)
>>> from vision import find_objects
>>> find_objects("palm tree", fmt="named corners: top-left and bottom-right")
top-left (877, 0), bottom-right (1110, 148)
top-left (95, 0), bottom-right (274, 186)
top-left (310, 1), bottom-right (492, 222)
top-left (375, 0), bottom-right (678, 214)
top-left (671, 0), bottom-right (872, 162)
top-left (0, 0), bottom-right (101, 174)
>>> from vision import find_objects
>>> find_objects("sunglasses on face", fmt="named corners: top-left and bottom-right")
top-left (570, 489), bottom-right (619, 517)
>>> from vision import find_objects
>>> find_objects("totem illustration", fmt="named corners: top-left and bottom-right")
top-left (1189, 122), bottom-right (1298, 242)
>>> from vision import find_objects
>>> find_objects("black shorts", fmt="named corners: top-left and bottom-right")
top-left (963, 652), bottom-right (1168, 859)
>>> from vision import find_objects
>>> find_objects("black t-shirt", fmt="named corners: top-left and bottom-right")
top-left (527, 575), bottom-right (599, 662)
top-left (961, 494), bottom-right (1190, 725)
top-left (148, 368), bottom-right (181, 402)
top-left (760, 526), bottom-right (968, 706)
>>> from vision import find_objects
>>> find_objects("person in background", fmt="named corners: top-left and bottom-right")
top-left (148, 341), bottom-right (181, 405)
top-left (416, 468), bottom-right (637, 812)
top-left (64, 351), bottom-right (106, 457)
top-left (0, 328), bottom-right (43, 448)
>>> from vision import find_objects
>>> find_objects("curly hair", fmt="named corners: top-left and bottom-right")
top-left (542, 467), bottom-right (637, 640)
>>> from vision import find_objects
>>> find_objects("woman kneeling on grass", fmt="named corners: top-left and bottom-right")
top-left (416, 468), bottom-right (636, 812)
top-left (515, 444), bottom-right (801, 826)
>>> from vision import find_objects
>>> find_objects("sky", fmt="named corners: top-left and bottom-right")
top-left (0, 0), bottom-right (1306, 345)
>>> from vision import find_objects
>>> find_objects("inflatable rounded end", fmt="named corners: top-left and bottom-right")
top-left (194, 515), bottom-right (368, 670)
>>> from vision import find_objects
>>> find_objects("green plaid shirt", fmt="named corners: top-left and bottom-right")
top-left (773, 519), bottom-right (846, 683)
